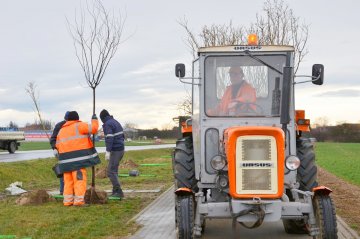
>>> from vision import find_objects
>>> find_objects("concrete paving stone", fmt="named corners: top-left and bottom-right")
top-left (128, 185), bottom-right (358, 239)
top-left (129, 186), bottom-right (176, 239)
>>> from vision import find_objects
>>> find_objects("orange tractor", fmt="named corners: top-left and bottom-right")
top-left (172, 35), bottom-right (337, 238)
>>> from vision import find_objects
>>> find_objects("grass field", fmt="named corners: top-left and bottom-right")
top-left (14, 139), bottom-right (176, 151)
top-left (1, 142), bottom-right (359, 238)
top-left (315, 142), bottom-right (360, 186)
top-left (0, 148), bottom-right (173, 239)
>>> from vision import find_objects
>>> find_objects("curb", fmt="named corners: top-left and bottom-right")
top-left (337, 216), bottom-right (360, 239)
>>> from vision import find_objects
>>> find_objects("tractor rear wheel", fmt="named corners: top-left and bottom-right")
top-left (312, 194), bottom-right (338, 239)
top-left (176, 195), bottom-right (194, 239)
top-left (173, 137), bottom-right (197, 191)
top-left (297, 137), bottom-right (318, 191)
top-left (283, 137), bottom-right (319, 234)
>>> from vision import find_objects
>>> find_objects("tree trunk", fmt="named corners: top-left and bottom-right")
top-left (92, 87), bottom-right (96, 187)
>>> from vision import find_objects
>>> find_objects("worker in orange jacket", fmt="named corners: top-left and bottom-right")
top-left (210, 66), bottom-right (256, 116)
top-left (56, 111), bottom-right (100, 206)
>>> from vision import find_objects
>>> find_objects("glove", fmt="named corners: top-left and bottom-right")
top-left (92, 114), bottom-right (98, 120)
top-left (105, 151), bottom-right (110, 161)
top-left (53, 149), bottom-right (59, 158)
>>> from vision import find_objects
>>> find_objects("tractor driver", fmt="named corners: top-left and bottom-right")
top-left (210, 66), bottom-right (257, 116)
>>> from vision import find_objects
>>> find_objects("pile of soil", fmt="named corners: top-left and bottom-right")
top-left (95, 166), bottom-right (107, 179)
top-left (16, 190), bottom-right (55, 205)
top-left (84, 188), bottom-right (108, 204)
top-left (120, 159), bottom-right (139, 169)
top-left (96, 159), bottom-right (139, 178)
top-left (318, 167), bottom-right (360, 235)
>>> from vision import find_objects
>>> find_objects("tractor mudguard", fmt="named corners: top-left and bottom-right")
top-left (175, 187), bottom-right (193, 196)
top-left (312, 185), bottom-right (332, 196)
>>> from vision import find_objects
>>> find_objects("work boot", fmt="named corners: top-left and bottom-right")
top-left (111, 186), bottom-right (124, 199)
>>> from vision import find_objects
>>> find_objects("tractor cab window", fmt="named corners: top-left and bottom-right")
top-left (205, 55), bottom-right (286, 117)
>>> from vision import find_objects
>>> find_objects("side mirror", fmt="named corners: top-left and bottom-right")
top-left (175, 63), bottom-right (185, 78)
top-left (312, 64), bottom-right (324, 85)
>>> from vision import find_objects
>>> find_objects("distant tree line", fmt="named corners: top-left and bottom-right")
top-left (137, 127), bottom-right (180, 139)
top-left (310, 123), bottom-right (360, 143)
top-left (22, 120), bottom-right (52, 131)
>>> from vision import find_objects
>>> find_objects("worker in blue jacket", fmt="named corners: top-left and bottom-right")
top-left (100, 109), bottom-right (125, 198)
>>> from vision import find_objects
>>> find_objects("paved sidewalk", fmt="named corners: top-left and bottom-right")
top-left (129, 186), bottom-right (176, 239)
top-left (129, 185), bottom-right (359, 239)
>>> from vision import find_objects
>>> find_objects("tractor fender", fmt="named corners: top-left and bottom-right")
top-left (175, 187), bottom-right (193, 196)
top-left (312, 186), bottom-right (332, 196)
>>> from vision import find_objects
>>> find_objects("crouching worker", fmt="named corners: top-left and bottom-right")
top-left (56, 111), bottom-right (100, 206)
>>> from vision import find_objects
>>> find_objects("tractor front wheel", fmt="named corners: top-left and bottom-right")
top-left (176, 195), bottom-right (194, 239)
top-left (312, 194), bottom-right (338, 239)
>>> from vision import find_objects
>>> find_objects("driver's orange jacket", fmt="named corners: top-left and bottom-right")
top-left (215, 82), bottom-right (256, 115)
top-left (56, 119), bottom-right (100, 173)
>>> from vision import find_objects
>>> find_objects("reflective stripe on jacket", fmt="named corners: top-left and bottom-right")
top-left (56, 119), bottom-right (100, 173)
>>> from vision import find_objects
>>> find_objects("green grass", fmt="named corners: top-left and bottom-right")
top-left (0, 148), bottom-right (174, 239)
top-left (315, 142), bottom-right (360, 186)
top-left (15, 139), bottom-right (176, 151)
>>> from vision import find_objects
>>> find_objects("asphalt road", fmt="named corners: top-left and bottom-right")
top-left (0, 144), bottom-right (175, 163)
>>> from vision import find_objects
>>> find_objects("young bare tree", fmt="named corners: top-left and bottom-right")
top-left (67, 0), bottom-right (127, 116)
top-left (67, 0), bottom-right (127, 203)
top-left (176, 92), bottom-right (192, 116)
top-left (179, 0), bottom-right (308, 73)
top-left (124, 122), bottom-right (138, 129)
top-left (178, 18), bottom-right (245, 59)
top-left (248, 0), bottom-right (309, 73)
top-left (25, 81), bottom-right (50, 138)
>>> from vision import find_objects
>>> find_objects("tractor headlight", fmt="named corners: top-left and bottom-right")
top-left (210, 155), bottom-right (226, 171)
top-left (285, 155), bottom-right (300, 170)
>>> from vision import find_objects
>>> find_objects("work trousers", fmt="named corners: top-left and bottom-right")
top-left (63, 168), bottom-right (87, 206)
top-left (107, 150), bottom-right (124, 189)
top-left (59, 176), bottom-right (64, 195)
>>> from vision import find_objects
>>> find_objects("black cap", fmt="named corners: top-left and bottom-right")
top-left (67, 111), bottom-right (79, 121)
top-left (64, 111), bottom-right (70, 120)
top-left (100, 109), bottom-right (110, 123)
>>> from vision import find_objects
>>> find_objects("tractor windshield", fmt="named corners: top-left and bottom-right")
top-left (204, 55), bottom-right (287, 117)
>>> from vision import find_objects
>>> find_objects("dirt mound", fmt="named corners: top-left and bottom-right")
top-left (16, 190), bottom-right (55, 205)
top-left (84, 188), bottom-right (108, 204)
top-left (318, 167), bottom-right (360, 235)
top-left (120, 159), bottom-right (139, 169)
top-left (95, 167), bottom-right (107, 179)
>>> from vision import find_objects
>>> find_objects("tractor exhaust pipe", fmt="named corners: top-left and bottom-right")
top-left (280, 66), bottom-right (293, 126)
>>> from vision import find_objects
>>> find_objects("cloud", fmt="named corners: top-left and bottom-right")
top-left (126, 61), bottom-right (174, 76)
top-left (316, 89), bottom-right (360, 97)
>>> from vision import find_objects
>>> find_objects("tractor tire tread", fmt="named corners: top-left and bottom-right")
top-left (297, 137), bottom-right (318, 191)
top-left (176, 195), bottom-right (194, 239)
top-left (314, 194), bottom-right (338, 238)
top-left (173, 137), bottom-right (198, 192)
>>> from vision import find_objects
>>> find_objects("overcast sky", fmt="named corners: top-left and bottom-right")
top-left (1, 0), bottom-right (359, 129)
